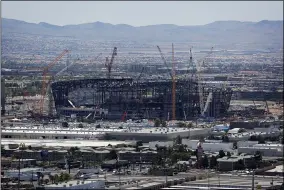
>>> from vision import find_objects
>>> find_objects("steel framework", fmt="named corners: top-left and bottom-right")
top-left (51, 78), bottom-right (232, 120)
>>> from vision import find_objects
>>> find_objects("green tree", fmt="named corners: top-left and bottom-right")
top-left (62, 122), bottom-right (69, 128)
top-left (175, 135), bottom-right (182, 145)
top-left (108, 149), bottom-right (118, 160)
top-left (177, 122), bottom-right (186, 128)
top-left (154, 118), bottom-right (161, 127)
top-left (258, 136), bottom-right (265, 144)
top-left (187, 122), bottom-right (194, 128)
top-left (59, 173), bottom-right (64, 182)
top-left (218, 150), bottom-right (225, 158)
top-left (63, 173), bottom-right (71, 181)
top-left (136, 141), bottom-right (143, 147)
top-left (226, 152), bottom-right (231, 157)
top-left (161, 120), bottom-right (167, 127)
top-left (222, 135), bottom-right (230, 142)
top-left (254, 151), bottom-right (262, 161)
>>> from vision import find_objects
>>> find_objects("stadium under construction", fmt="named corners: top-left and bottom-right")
top-left (51, 78), bottom-right (233, 120)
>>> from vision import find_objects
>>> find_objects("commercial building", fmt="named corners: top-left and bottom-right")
top-left (44, 180), bottom-right (105, 190)
top-left (1, 124), bottom-right (210, 142)
top-left (182, 139), bottom-right (233, 152)
top-left (118, 150), bottom-right (158, 163)
top-left (217, 154), bottom-right (255, 171)
top-left (238, 143), bottom-right (283, 157)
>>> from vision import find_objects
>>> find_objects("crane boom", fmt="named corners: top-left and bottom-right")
top-left (105, 47), bottom-right (117, 79)
top-left (196, 47), bottom-right (213, 116)
top-left (157, 46), bottom-right (173, 79)
top-left (39, 50), bottom-right (69, 115)
top-left (172, 43), bottom-right (176, 120)
top-left (55, 58), bottom-right (80, 76)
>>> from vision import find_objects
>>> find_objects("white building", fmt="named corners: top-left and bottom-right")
top-left (44, 180), bottom-right (105, 190)
top-left (149, 141), bottom-right (174, 149)
top-left (182, 139), bottom-right (233, 152)
top-left (237, 141), bottom-right (258, 148)
top-left (1, 124), bottom-right (210, 142)
top-left (238, 143), bottom-right (283, 157)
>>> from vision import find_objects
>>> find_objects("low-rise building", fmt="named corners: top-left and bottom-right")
top-left (149, 141), bottom-right (174, 149)
top-left (11, 159), bottom-right (37, 169)
top-left (182, 139), bottom-right (233, 152)
top-left (44, 180), bottom-right (105, 189)
top-left (238, 144), bottom-right (283, 157)
top-left (118, 150), bottom-right (158, 163)
top-left (217, 154), bottom-right (255, 171)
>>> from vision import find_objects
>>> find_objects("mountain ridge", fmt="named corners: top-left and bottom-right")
top-left (2, 18), bottom-right (283, 48)
top-left (3, 17), bottom-right (283, 28)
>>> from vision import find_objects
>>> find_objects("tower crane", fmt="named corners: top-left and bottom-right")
top-left (157, 46), bottom-right (173, 79)
top-left (105, 47), bottom-right (117, 79)
top-left (157, 45), bottom-right (175, 120)
top-left (172, 43), bottom-right (176, 120)
top-left (38, 50), bottom-right (69, 115)
top-left (195, 47), bottom-right (214, 117)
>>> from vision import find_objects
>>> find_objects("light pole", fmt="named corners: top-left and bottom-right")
top-left (18, 143), bottom-right (24, 190)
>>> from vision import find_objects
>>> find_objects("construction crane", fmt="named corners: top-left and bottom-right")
top-left (264, 100), bottom-right (270, 115)
top-left (105, 47), bottom-right (117, 79)
top-left (157, 46), bottom-right (173, 79)
top-left (195, 47), bottom-right (214, 117)
top-left (55, 57), bottom-right (80, 77)
top-left (38, 50), bottom-right (69, 115)
top-left (90, 53), bottom-right (102, 64)
top-left (172, 43), bottom-right (176, 120)
top-left (157, 45), bottom-right (175, 120)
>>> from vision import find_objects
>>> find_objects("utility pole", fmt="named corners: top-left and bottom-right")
top-left (252, 170), bottom-right (255, 190)
top-left (218, 172), bottom-right (220, 187)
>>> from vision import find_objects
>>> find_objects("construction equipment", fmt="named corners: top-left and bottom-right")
top-left (264, 100), bottom-right (270, 115)
top-left (91, 53), bottom-right (102, 64)
top-left (157, 46), bottom-right (173, 79)
top-left (136, 66), bottom-right (146, 82)
top-left (55, 58), bottom-right (80, 77)
top-left (157, 45), bottom-right (175, 120)
top-left (105, 47), bottom-right (117, 79)
top-left (38, 50), bottom-right (69, 115)
top-left (172, 43), bottom-right (176, 120)
top-left (195, 47), bottom-right (214, 117)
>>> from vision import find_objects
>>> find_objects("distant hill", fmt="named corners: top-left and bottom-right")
top-left (2, 18), bottom-right (283, 48)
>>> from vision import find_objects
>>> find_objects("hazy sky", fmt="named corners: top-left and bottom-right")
top-left (2, 1), bottom-right (283, 26)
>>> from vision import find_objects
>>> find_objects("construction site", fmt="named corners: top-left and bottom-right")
top-left (0, 44), bottom-right (234, 121)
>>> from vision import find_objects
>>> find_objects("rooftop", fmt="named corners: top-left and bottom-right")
top-left (1, 139), bottom-right (135, 148)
